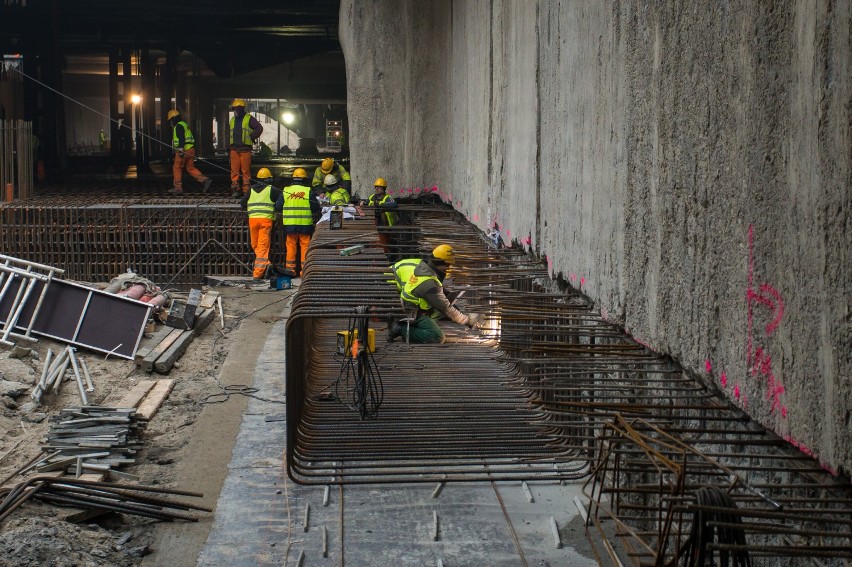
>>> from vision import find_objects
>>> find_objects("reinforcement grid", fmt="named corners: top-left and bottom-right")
top-left (285, 204), bottom-right (851, 564)
top-left (0, 196), bottom-right (266, 288)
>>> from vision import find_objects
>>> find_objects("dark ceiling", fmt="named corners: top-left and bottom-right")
top-left (0, 0), bottom-right (342, 78)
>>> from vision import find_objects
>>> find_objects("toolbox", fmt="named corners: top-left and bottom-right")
top-left (336, 328), bottom-right (376, 355)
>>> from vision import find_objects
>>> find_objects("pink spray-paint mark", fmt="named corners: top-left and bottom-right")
top-left (733, 385), bottom-right (741, 399)
top-left (473, 214), bottom-right (479, 222)
top-left (781, 406), bottom-right (787, 418)
top-left (505, 229), bottom-right (511, 237)
top-left (720, 372), bottom-right (727, 388)
top-left (547, 256), bottom-right (553, 270)
top-left (705, 359), bottom-right (712, 373)
top-left (432, 185), bottom-right (438, 192)
top-left (580, 276), bottom-right (586, 287)
top-left (570, 274), bottom-right (577, 282)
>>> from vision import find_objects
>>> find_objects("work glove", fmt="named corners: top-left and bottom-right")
top-left (466, 313), bottom-right (483, 329)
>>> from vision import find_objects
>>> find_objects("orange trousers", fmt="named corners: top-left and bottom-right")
top-left (249, 217), bottom-right (274, 278)
top-left (285, 233), bottom-right (311, 277)
top-left (229, 149), bottom-right (252, 191)
top-left (173, 148), bottom-right (207, 190)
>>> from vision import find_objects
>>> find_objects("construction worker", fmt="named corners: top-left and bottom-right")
top-left (167, 110), bottom-right (212, 194)
top-left (279, 168), bottom-right (320, 277)
top-left (239, 168), bottom-right (282, 281)
top-left (322, 174), bottom-right (351, 206)
top-left (228, 98), bottom-right (264, 198)
top-left (312, 157), bottom-right (351, 194)
top-left (364, 177), bottom-right (399, 254)
top-left (387, 244), bottom-right (480, 344)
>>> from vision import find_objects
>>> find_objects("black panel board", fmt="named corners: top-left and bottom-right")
top-left (75, 292), bottom-right (147, 357)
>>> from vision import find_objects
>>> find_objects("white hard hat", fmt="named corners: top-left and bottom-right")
top-left (323, 174), bottom-right (338, 186)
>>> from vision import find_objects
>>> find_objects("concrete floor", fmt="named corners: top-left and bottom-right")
top-left (194, 292), bottom-right (599, 566)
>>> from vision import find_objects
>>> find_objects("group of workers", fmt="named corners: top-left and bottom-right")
top-left (167, 104), bottom-right (478, 344)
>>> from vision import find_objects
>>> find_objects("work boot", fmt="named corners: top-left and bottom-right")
top-left (386, 317), bottom-right (401, 343)
top-left (201, 178), bottom-right (213, 192)
top-left (230, 189), bottom-right (242, 199)
top-left (167, 187), bottom-right (183, 194)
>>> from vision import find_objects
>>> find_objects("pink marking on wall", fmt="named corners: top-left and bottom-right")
top-left (720, 372), bottom-right (727, 387)
top-left (745, 225), bottom-right (787, 416)
top-left (570, 274), bottom-right (577, 282)
top-left (547, 256), bottom-right (553, 270)
top-left (733, 385), bottom-right (740, 399)
top-left (473, 214), bottom-right (479, 222)
top-left (705, 359), bottom-right (713, 373)
top-left (505, 229), bottom-right (511, 237)
top-left (580, 277), bottom-right (585, 287)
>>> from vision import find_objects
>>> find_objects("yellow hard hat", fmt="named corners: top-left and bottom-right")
top-left (256, 168), bottom-right (273, 179)
top-left (374, 177), bottom-right (387, 188)
top-left (166, 109), bottom-right (180, 120)
top-left (432, 244), bottom-right (455, 264)
top-left (231, 98), bottom-right (246, 108)
top-left (292, 167), bottom-right (308, 179)
top-left (320, 157), bottom-right (334, 174)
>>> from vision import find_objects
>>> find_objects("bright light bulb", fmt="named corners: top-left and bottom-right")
top-left (130, 94), bottom-right (141, 104)
top-left (282, 112), bottom-right (295, 125)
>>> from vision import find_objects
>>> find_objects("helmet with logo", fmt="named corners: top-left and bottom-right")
top-left (256, 168), bottom-right (273, 179)
top-left (292, 168), bottom-right (308, 180)
top-left (432, 244), bottom-right (455, 264)
top-left (323, 174), bottom-right (338, 187)
top-left (167, 109), bottom-right (180, 120)
top-left (320, 157), bottom-right (335, 174)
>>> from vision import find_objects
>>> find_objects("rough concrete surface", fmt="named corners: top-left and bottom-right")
top-left (340, 0), bottom-right (851, 474)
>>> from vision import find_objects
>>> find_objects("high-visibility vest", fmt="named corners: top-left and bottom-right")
top-left (247, 185), bottom-right (275, 220)
top-left (229, 114), bottom-right (253, 146)
top-left (172, 121), bottom-right (195, 150)
top-left (391, 259), bottom-right (440, 311)
top-left (282, 183), bottom-right (313, 226)
top-left (328, 187), bottom-right (350, 206)
top-left (368, 193), bottom-right (397, 226)
top-left (312, 163), bottom-right (351, 188)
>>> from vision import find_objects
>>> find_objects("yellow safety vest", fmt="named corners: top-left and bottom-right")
top-left (247, 185), bottom-right (275, 220)
top-left (282, 183), bottom-right (313, 226)
top-left (172, 121), bottom-right (195, 150)
top-left (391, 259), bottom-right (440, 311)
top-left (229, 114), bottom-right (253, 146)
top-left (368, 193), bottom-right (397, 226)
top-left (328, 187), bottom-right (350, 206)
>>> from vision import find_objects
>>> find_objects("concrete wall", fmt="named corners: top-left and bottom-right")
top-left (340, 0), bottom-right (851, 475)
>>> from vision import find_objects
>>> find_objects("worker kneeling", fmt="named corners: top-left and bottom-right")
top-left (388, 244), bottom-right (481, 344)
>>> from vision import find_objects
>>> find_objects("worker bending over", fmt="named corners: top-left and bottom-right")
top-left (388, 244), bottom-right (480, 344)
top-left (312, 157), bottom-right (351, 194)
top-left (279, 168), bottom-right (320, 277)
top-left (240, 168), bottom-right (282, 281)
top-left (322, 174), bottom-right (351, 206)
top-left (167, 109), bottom-right (212, 193)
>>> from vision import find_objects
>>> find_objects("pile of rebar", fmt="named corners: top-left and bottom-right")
top-left (0, 476), bottom-right (209, 524)
top-left (286, 203), bottom-right (852, 563)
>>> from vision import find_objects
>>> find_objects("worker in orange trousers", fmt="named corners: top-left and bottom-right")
top-left (240, 168), bottom-right (282, 281)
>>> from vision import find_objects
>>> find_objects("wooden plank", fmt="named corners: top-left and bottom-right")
top-left (135, 379), bottom-right (176, 420)
top-left (139, 328), bottom-right (184, 372)
top-left (133, 325), bottom-right (174, 364)
top-left (114, 379), bottom-right (157, 409)
top-left (152, 308), bottom-right (216, 374)
top-left (199, 290), bottom-right (220, 309)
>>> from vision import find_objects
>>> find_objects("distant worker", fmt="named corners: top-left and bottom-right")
top-left (228, 98), bottom-right (264, 198)
top-left (240, 168), bottom-right (282, 281)
top-left (387, 245), bottom-right (480, 344)
top-left (365, 177), bottom-right (399, 251)
top-left (323, 174), bottom-right (351, 206)
top-left (312, 157), bottom-right (351, 194)
top-left (167, 109), bottom-right (213, 194)
top-left (278, 168), bottom-right (320, 278)
top-left (98, 129), bottom-right (106, 151)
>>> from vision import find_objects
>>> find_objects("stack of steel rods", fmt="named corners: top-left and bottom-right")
top-left (0, 475), bottom-right (210, 524)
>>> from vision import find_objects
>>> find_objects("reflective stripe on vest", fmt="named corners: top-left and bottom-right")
top-left (172, 121), bottom-right (195, 150)
top-left (229, 114), bottom-right (253, 146)
top-left (391, 259), bottom-right (438, 311)
top-left (282, 184), bottom-right (313, 226)
top-left (368, 193), bottom-right (396, 226)
top-left (247, 185), bottom-right (275, 219)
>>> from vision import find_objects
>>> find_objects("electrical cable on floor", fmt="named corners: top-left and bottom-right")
top-left (333, 306), bottom-right (383, 419)
top-left (680, 486), bottom-right (751, 567)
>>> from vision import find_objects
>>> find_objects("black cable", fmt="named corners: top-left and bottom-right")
top-left (680, 486), bottom-right (751, 567)
top-left (333, 307), bottom-right (383, 419)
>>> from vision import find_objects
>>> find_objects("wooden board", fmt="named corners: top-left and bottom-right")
top-left (199, 290), bottom-right (220, 310)
top-left (152, 307), bottom-right (216, 374)
top-left (114, 380), bottom-right (157, 409)
top-left (139, 328), bottom-right (185, 372)
top-left (135, 379), bottom-right (176, 420)
top-left (133, 325), bottom-right (174, 364)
